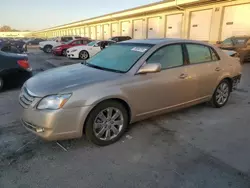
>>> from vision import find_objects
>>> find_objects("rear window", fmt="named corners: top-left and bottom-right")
top-left (233, 38), bottom-right (248, 45)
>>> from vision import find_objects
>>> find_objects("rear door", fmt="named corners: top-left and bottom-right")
top-left (184, 43), bottom-right (221, 98)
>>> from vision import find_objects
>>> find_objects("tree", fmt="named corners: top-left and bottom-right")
top-left (0, 25), bottom-right (12, 32)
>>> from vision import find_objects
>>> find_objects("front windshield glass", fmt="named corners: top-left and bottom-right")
top-left (86, 43), bottom-right (153, 73)
top-left (88, 41), bottom-right (98, 46)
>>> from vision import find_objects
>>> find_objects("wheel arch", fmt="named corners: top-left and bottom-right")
top-left (82, 97), bottom-right (132, 133)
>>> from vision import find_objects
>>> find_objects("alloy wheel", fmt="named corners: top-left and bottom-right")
top-left (93, 107), bottom-right (124, 141)
top-left (216, 82), bottom-right (229, 105)
top-left (80, 51), bottom-right (89, 60)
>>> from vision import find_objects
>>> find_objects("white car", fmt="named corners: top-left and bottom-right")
top-left (67, 40), bottom-right (116, 60)
top-left (39, 36), bottom-right (82, 53)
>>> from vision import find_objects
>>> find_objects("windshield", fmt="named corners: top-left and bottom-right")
top-left (88, 41), bottom-right (98, 46)
top-left (86, 43), bottom-right (153, 73)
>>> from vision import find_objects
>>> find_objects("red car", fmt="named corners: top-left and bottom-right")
top-left (52, 38), bottom-right (92, 56)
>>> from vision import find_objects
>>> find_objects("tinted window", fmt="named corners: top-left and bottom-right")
top-left (73, 40), bottom-right (82, 45)
top-left (87, 43), bottom-right (152, 72)
top-left (234, 38), bottom-right (248, 45)
top-left (75, 36), bottom-right (82, 39)
top-left (147, 44), bottom-right (183, 69)
top-left (186, 44), bottom-right (212, 64)
top-left (61, 37), bottom-right (73, 42)
top-left (222, 38), bottom-right (233, 45)
top-left (82, 40), bottom-right (89, 45)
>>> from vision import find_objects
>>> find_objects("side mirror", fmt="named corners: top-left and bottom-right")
top-left (137, 63), bottom-right (161, 74)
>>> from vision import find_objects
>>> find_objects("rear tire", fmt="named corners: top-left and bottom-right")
top-left (79, 50), bottom-right (89, 60)
top-left (85, 101), bottom-right (129, 146)
top-left (43, 45), bottom-right (52, 53)
top-left (210, 79), bottom-right (230, 108)
top-left (0, 77), bottom-right (4, 92)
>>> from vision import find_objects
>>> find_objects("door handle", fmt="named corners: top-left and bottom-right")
top-left (179, 73), bottom-right (188, 79)
top-left (215, 67), bottom-right (221, 71)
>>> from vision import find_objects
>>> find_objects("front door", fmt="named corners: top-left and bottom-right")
top-left (131, 44), bottom-right (197, 116)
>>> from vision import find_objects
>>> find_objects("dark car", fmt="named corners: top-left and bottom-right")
top-left (0, 51), bottom-right (32, 91)
top-left (216, 36), bottom-right (250, 63)
top-left (27, 38), bottom-right (45, 45)
top-left (108, 36), bottom-right (132, 42)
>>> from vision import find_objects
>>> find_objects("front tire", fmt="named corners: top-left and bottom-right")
top-left (210, 79), bottom-right (230, 108)
top-left (79, 50), bottom-right (89, 60)
top-left (85, 101), bottom-right (129, 146)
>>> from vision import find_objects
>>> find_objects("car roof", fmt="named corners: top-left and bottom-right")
top-left (120, 38), bottom-right (210, 45)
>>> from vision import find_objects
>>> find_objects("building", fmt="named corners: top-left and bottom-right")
top-left (33, 0), bottom-right (250, 43)
top-left (0, 31), bottom-right (32, 38)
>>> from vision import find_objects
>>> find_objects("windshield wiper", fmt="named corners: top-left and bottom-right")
top-left (81, 61), bottom-right (124, 73)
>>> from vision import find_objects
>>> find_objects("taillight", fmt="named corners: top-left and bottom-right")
top-left (17, 60), bottom-right (30, 69)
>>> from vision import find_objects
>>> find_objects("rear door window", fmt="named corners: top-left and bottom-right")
top-left (186, 44), bottom-right (212, 64)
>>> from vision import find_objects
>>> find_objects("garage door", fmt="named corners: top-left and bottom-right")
top-left (103, 24), bottom-right (110, 39)
top-left (221, 4), bottom-right (250, 40)
top-left (133, 19), bottom-right (144, 39)
top-left (147, 17), bottom-right (161, 38)
top-left (112, 23), bottom-right (119, 37)
top-left (189, 9), bottom-right (212, 41)
top-left (121, 21), bottom-right (131, 36)
top-left (84, 27), bottom-right (89, 37)
top-left (96, 25), bottom-right (102, 39)
top-left (90, 27), bottom-right (96, 39)
top-left (166, 14), bottom-right (183, 38)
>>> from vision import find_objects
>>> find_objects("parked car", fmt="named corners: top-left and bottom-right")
top-left (109, 36), bottom-right (132, 42)
top-left (67, 40), bottom-right (116, 60)
top-left (52, 38), bottom-right (92, 56)
top-left (0, 41), bottom-right (27, 54)
top-left (39, 36), bottom-right (82, 53)
top-left (26, 38), bottom-right (45, 45)
top-left (216, 35), bottom-right (250, 63)
top-left (19, 38), bottom-right (242, 146)
top-left (0, 51), bottom-right (32, 91)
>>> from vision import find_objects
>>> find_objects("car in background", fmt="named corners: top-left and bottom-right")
top-left (20, 39), bottom-right (241, 146)
top-left (39, 36), bottom-right (82, 53)
top-left (26, 38), bottom-right (45, 45)
top-left (0, 40), bottom-right (27, 54)
top-left (216, 35), bottom-right (250, 63)
top-left (0, 51), bottom-right (32, 91)
top-left (67, 40), bottom-right (116, 60)
top-left (52, 38), bottom-right (92, 56)
top-left (108, 36), bottom-right (132, 42)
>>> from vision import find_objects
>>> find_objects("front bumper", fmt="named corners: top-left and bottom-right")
top-left (20, 105), bottom-right (93, 141)
top-left (66, 50), bottom-right (79, 58)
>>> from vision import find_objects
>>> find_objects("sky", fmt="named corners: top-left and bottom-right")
top-left (0, 0), bottom-right (160, 31)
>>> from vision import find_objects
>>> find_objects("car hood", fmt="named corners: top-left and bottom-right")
top-left (25, 63), bottom-right (122, 97)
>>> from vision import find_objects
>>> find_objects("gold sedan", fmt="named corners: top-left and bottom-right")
top-left (19, 39), bottom-right (242, 146)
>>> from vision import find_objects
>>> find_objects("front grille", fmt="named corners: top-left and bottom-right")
top-left (19, 87), bottom-right (35, 108)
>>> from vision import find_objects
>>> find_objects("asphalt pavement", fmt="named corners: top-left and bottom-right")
top-left (0, 50), bottom-right (250, 188)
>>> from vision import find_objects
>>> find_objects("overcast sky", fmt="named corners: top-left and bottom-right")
top-left (0, 0), bottom-right (160, 31)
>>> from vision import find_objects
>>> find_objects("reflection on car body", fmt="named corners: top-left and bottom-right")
top-left (19, 38), bottom-right (242, 146)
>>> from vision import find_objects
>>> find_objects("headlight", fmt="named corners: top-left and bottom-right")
top-left (71, 49), bottom-right (77, 52)
top-left (37, 94), bottom-right (71, 110)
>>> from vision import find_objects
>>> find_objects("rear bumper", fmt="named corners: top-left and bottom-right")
top-left (52, 50), bottom-right (62, 56)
